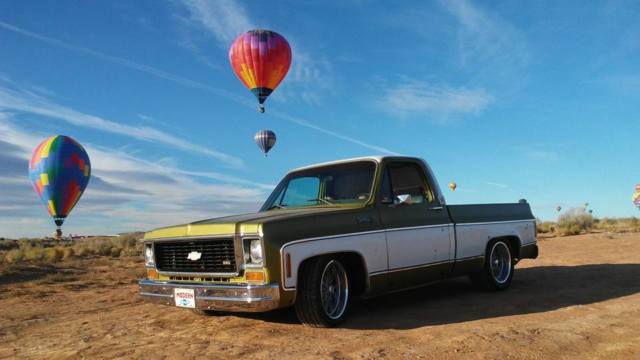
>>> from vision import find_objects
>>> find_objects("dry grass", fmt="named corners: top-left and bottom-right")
top-left (0, 233), bottom-right (143, 266)
top-left (537, 214), bottom-right (639, 236)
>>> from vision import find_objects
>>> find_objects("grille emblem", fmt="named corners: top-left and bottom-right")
top-left (187, 251), bottom-right (202, 261)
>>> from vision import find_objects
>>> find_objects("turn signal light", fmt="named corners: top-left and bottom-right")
top-left (245, 271), bottom-right (266, 282)
top-left (147, 268), bottom-right (159, 279)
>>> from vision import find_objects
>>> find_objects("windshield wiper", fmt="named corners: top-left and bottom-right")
top-left (266, 204), bottom-right (286, 210)
top-left (306, 198), bottom-right (334, 205)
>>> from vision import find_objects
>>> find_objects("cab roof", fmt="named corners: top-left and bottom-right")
top-left (289, 155), bottom-right (421, 173)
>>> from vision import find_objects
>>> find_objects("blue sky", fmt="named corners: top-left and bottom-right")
top-left (1, 0), bottom-right (638, 238)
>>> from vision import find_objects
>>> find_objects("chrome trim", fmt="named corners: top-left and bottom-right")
top-left (140, 291), bottom-right (172, 298)
top-left (146, 234), bottom-right (241, 242)
top-left (138, 279), bottom-right (280, 312)
top-left (157, 270), bottom-right (239, 277)
top-left (386, 223), bottom-right (453, 233)
top-left (369, 259), bottom-right (452, 276)
top-left (455, 219), bottom-right (535, 226)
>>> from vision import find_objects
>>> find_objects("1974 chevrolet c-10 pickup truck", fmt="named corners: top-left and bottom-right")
top-left (139, 156), bottom-right (538, 327)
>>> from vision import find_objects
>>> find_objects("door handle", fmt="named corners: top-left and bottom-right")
top-left (357, 216), bottom-right (374, 224)
top-left (429, 206), bottom-right (444, 211)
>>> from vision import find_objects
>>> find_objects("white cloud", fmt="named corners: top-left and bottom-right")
top-left (381, 80), bottom-right (493, 120)
top-left (483, 181), bottom-right (509, 189)
top-left (174, 0), bottom-right (335, 106)
top-left (439, 0), bottom-right (530, 78)
top-left (0, 20), bottom-right (394, 155)
top-left (0, 118), bottom-right (269, 238)
top-left (177, 0), bottom-right (254, 45)
top-left (0, 80), bottom-right (243, 167)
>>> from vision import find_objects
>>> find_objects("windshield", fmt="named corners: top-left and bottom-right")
top-left (261, 161), bottom-right (376, 210)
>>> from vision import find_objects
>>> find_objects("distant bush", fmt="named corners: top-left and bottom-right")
top-left (557, 208), bottom-right (593, 236)
top-left (535, 218), bottom-right (556, 234)
top-left (0, 233), bottom-right (143, 266)
top-left (593, 217), bottom-right (640, 233)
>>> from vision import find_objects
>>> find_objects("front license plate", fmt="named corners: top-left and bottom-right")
top-left (174, 288), bottom-right (195, 308)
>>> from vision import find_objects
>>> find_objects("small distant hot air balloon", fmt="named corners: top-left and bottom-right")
top-left (584, 202), bottom-right (589, 208)
top-left (29, 135), bottom-right (91, 237)
top-left (588, 209), bottom-right (593, 214)
top-left (556, 205), bottom-right (562, 212)
top-left (255, 130), bottom-right (276, 156)
top-left (633, 184), bottom-right (640, 210)
top-left (448, 182), bottom-right (457, 192)
top-left (229, 29), bottom-right (292, 113)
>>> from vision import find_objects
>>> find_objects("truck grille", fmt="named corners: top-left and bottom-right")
top-left (154, 238), bottom-right (237, 274)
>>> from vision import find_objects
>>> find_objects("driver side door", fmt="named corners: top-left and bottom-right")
top-left (378, 160), bottom-right (453, 290)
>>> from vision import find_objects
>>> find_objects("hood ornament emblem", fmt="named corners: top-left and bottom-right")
top-left (187, 251), bottom-right (202, 261)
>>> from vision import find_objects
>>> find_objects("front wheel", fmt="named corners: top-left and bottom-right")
top-left (470, 239), bottom-right (515, 290)
top-left (294, 257), bottom-right (350, 327)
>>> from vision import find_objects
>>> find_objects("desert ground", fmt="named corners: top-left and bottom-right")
top-left (0, 232), bottom-right (638, 359)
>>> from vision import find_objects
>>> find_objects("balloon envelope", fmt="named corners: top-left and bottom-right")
top-left (255, 130), bottom-right (276, 156)
top-left (448, 182), bottom-right (457, 191)
top-left (29, 135), bottom-right (91, 227)
top-left (556, 206), bottom-right (562, 212)
top-left (229, 29), bottom-right (292, 113)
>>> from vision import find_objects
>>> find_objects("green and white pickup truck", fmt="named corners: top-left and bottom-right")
top-left (139, 156), bottom-right (538, 327)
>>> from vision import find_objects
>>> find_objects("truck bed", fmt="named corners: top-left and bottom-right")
top-left (447, 203), bottom-right (535, 224)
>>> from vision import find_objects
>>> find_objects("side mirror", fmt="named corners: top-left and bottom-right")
top-left (395, 194), bottom-right (413, 205)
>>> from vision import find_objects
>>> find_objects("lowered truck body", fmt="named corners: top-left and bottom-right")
top-left (140, 156), bottom-right (538, 327)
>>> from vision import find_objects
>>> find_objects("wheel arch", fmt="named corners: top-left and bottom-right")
top-left (487, 235), bottom-right (521, 260)
top-left (295, 251), bottom-right (370, 297)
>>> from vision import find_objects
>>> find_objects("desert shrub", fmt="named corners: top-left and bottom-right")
top-left (4, 248), bottom-right (25, 263)
top-left (110, 247), bottom-right (122, 258)
top-left (535, 219), bottom-right (556, 234)
top-left (62, 247), bottom-right (76, 260)
top-left (557, 208), bottom-right (593, 236)
top-left (23, 245), bottom-right (45, 261)
top-left (44, 248), bottom-right (64, 263)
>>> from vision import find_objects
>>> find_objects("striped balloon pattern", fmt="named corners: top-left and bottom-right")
top-left (633, 184), bottom-right (640, 210)
top-left (255, 130), bottom-right (277, 156)
top-left (29, 135), bottom-right (91, 228)
top-left (229, 29), bottom-right (292, 113)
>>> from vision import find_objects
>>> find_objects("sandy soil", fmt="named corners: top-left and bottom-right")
top-left (0, 232), bottom-right (639, 359)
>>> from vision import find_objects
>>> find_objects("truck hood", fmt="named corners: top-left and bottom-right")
top-left (144, 206), bottom-right (361, 240)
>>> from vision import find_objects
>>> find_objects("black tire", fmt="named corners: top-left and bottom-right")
top-left (294, 256), bottom-right (350, 327)
top-left (470, 239), bottom-right (515, 291)
top-left (191, 309), bottom-right (220, 316)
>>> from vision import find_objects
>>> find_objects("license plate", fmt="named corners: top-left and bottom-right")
top-left (174, 288), bottom-right (195, 308)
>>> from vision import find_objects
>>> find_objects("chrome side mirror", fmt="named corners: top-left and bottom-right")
top-left (395, 194), bottom-right (413, 205)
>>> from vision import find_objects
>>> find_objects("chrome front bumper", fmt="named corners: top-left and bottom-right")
top-left (138, 279), bottom-right (280, 312)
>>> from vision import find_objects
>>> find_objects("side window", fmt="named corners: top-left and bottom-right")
top-left (385, 163), bottom-right (434, 204)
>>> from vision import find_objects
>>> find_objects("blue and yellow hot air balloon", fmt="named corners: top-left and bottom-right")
top-left (29, 135), bottom-right (91, 236)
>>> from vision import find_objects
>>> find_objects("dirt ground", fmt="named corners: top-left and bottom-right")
top-left (0, 232), bottom-right (638, 360)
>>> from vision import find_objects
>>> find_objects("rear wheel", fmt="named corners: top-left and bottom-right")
top-left (295, 257), bottom-right (350, 327)
top-left (470, 239), bottom-right (514, 290)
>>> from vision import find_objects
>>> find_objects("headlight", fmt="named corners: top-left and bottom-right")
top-left (250, 239), bottom-right (264, 264)
top-left (144, 243), bottom-right (155, 267)
top-left (243, 238), bottom-right (263, 266)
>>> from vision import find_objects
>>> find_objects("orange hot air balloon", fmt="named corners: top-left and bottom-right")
top-left (229, 29), bottom-right (292, 113)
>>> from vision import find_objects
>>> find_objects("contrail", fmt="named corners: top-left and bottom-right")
top-left (0, 20), bottom-right (399, 155)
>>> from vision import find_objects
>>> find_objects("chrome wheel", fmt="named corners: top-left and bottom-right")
top-left (320, 260), bottom-right (349, 320)
top-left (490, 242), bottom-right (512, 284)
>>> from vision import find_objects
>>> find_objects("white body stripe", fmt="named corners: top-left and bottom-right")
top-left (280, 219), bottom-right (537, 290)
top-left (386, 225), bottom-right (451, 269)
top-left (281, 231), bottom-right (387, 290)
top-left (454, 219), bottom-right (536, 259)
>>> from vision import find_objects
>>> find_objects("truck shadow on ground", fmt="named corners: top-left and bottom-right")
top-left (245, 263), bottom-right (640, 329)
